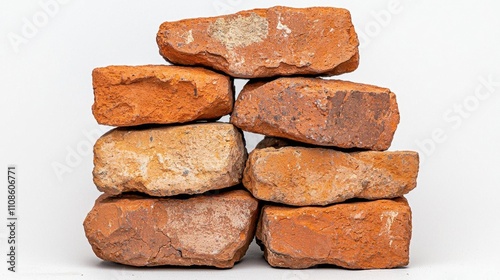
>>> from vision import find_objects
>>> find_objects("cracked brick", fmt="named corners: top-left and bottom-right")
top-left (83, 189), bottom-right (259, 268)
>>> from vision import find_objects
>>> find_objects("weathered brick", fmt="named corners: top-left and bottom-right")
top-left (157, 6), bottom-right (359, 78)
top-left (93, 123), bottom-right (246, 196)
top-left (256, 197), bottom-right (412, 269)
top-left (84, 190), bottom-right (259, 268)
top-left (243, 137), bottom-right (419, 206)
top-left (92, 65), bottom-right (233, 126)
top-left (231, 78), bottom-right (400, 150)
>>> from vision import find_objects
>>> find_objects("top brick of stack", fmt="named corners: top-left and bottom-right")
top-left (156, 6), bottom-right (359, 78)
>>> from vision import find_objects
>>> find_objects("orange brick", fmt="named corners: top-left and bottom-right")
top-left (256, 197), bottom-right (412, 269)
top-left (231, 78), bottom-right (400, 150)
top-left (157, 6), bottom-right (359, 78)
top-left (84, 190), bottom-right (259, 268)
top-left (92, 65), bottom-right (233, 126)
top-left (244, 138), bottom-right (419, 206)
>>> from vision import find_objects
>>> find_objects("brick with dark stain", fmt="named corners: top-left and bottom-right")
top-left (231, 77), bottom-right (400, 150)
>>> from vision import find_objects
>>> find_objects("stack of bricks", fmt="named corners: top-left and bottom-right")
top-left (83, 6), bottom-right (419, 270)
top-left (84, 65), bottom-right (259, 268)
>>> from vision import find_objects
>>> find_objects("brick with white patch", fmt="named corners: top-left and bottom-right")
top-left (156, 6), bottom-right (359, 78)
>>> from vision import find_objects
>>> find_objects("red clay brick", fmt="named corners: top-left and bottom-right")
top-left (157, 6), bottom-right (359, 78)
top-left (84, 190), bottom-right (259, 268)
top-left (231, 78), bottom-right (400, 150)
top-left (256, 197), bottom-right (412, 269)
top-left (92, 65), bottom-right (233, 126)
top-left (244, 138), bottom-right (419, 206)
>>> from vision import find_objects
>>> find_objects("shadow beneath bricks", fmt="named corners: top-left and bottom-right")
top-left (94, 239), bottom-right (266, 272)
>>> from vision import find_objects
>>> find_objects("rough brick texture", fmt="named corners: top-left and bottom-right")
top-left (92, 65), bottom-right (233, 126)
top-left (84, 190), bottom-right (259, 268)
top-left (256, 197), bottom-right (412, 269)
top-left (93, 123), bottom-right (246, 196)
top-left (157, 6), bottom-right (359, 78)
top-left (243, 137), bottom-right (419, 206)
top-left (231, 78), bottom-right (400, 150)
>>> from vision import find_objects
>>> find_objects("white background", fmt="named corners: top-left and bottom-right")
top-left (1, 0), bottom-right (500, 279)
